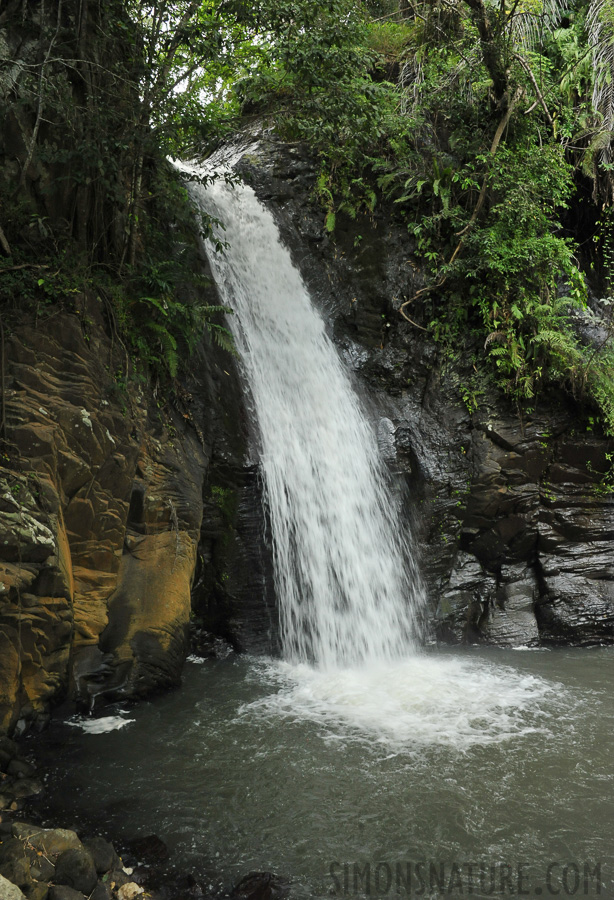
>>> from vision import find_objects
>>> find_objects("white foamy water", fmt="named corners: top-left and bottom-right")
top-left (67, 714), bottom-right (135, 734)
top-left (184, 161), bottom-right (422, 669)
top-left (180, 158), bottom-right (561, 747)
top-left (240, 655), bottom-right (562, 751)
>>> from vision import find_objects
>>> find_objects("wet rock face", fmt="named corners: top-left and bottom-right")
top-left (235, 138), bottom-right (614, 648)
top-left (0, 296), bottom-right (212, 731)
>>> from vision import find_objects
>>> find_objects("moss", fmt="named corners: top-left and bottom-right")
top-left (210, 484), bottom-right (238, 526)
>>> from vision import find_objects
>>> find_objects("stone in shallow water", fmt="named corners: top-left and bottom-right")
top-left (106, 869), bottom-right (130, 890)
top-left (49, 887), bottom-right (86, 900)
top-left (230, 872), bottom-right (289, 900)
top-left (6, 779), bottom-right (43, 800)
top-left (29, 851), bottom-right (55, 883)
top-left (23, 884), bottom-right (48, 900)
top-left (11, 826), bottom-right (82, 860)
top-left (6, 760), bottom-right (36, 780)
top-left (116, 884), bottom-right (144, 900)
top-left (89, 885), bottom-right (112, 900)
top-left (0, 739), bottom-right (18, 762)
top-left (124, 834), bottom-right (168, 863)
top-left (0, 838), bottom-right (34, 890)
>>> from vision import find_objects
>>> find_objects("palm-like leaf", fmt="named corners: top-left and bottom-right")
top-left (507, 0), bottom-right (568, 49)
top-left (588, 0), bottom-right (614, 161)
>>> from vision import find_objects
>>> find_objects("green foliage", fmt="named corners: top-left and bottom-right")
top-left (236, 0), bottom-right (402, 217)
top-left (315, 0), bottom-right (614, 431)
top-left (586, 450), bottom-right (614, 494)
top-left (100, 164), bottom-right (235, 381)
top-left (4, 0), bottom-right (614, 427)
top-left (0, 162), bottom-right (235, 385)
top-left (115, 289), bottom-right (234, 380)
top-left (0, 0), bottom-right (244, 388)
top-left (368, 21), bottom-right (414, 63)
top-left (449, 143), bottom-right (587, 400)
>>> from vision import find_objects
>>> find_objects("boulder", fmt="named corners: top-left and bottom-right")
top-left (89, 885), bottom-right (112, 900)
top-left (230, 872), bottom-right (290, 900)
top-left (0, 875), bottom-right (25, 900)
top-left (48, 888), bottom-right (86, 900)
top-left (124, 834), bottom-right (168, 863)
top-left (6, 760), bottom-right (36, 779)
top-left (116, 885), bottom-right (144, 900)
top-left (22, 884), bottom-right (48, 900)
top-left (0, 856), bottom-right (30, 890)
top-left (82, 838), bottom-right (118, 875)
top-left (11, 826), bottom-right (81, 860)
top-left (54, 849), bottom-right (97, 895)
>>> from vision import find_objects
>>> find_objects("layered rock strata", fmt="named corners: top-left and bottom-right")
top-left (0, 298), bottom-right (211, 731)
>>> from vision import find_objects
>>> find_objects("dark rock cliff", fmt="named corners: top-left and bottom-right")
top-left (224, 136), bottom-right (614, 650)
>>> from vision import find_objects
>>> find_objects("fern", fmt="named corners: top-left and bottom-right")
top-left (146, 321), bottom-right (179, 378)
top-left (139, 295), bottom-right (171, 316)
top-left (206, 321), bottom-right (237, 355)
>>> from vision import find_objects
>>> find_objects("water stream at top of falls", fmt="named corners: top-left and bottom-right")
top-left (183, 161), bottom-right (422, 669)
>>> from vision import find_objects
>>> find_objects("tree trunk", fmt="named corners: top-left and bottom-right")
top-left (463, 0), bottom-right (509, 106)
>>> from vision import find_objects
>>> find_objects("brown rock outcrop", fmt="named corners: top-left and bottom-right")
top-left (0, 297), bottom-right (208, 731)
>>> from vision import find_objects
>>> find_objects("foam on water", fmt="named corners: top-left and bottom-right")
top-left (240, 655), bottom-right (561, 751)
top-left (67, 714), bottom-right (135, 734)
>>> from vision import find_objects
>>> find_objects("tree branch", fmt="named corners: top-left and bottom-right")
top-left (513, 52), bottom-right (554, 128)
top-left (0, 225), bottom-right (11, 257)
top-left (18, 0), bottom-right (63, 189)
top-left (456, 84), bottom-right (524, 237)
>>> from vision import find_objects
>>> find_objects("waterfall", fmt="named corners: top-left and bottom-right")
top-left (183, 161), bottom-right (423, 670)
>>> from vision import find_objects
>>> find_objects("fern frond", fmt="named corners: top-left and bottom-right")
top-left (138, 295), bottom-right (170, 315)
top-left (206, 321), bottom-right (237, 355)
top-left (146, 321), bottom-right (179, 377)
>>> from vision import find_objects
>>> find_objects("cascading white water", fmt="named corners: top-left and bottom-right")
top-left (182, 161), bottom-right (422, 669)
top-left (176, 159), bottom-right (559, 752)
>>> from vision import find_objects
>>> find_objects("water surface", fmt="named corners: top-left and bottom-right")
top-left (33, 647), bottom-right (614, 898)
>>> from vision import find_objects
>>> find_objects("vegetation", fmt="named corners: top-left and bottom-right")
top-left (0, 0), bottom-right (240, 382)
top-left (2, 0), bottom-right (614, 425)
top-left (237, 0), bottom-right (614, 431)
